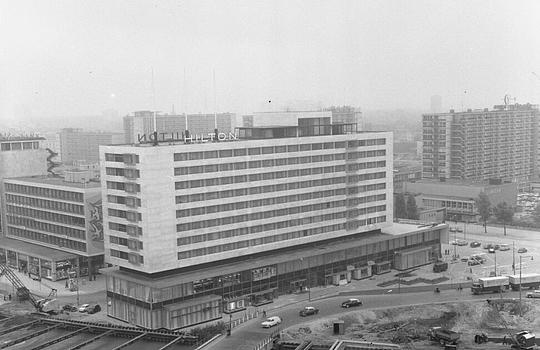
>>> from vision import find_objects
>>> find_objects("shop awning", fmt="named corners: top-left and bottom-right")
top-left (0, 237), bottom-right (78, 261)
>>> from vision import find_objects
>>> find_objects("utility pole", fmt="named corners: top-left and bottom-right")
top-left (512, 241), bottom-right (516, 275)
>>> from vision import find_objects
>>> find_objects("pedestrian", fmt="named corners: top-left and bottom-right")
top-left (65, 280), bottom-right (69, 289)
top-left (8, 294), bottom-right (11, 301)
top-left (470, 268), bottom-right (473, 274)
top-left (262, 310), bottom-right (267, 318)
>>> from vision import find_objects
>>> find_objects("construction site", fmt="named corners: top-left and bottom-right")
top-left (276, 299), bottom-right (540, 350)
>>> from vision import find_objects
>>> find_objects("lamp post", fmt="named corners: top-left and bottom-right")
top-left (519, 255), bottom-right (534, 317)
top-left (394, 251), bottom-right (401, 294)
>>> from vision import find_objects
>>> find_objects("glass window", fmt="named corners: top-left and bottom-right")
top-left (233, 148), bottom-right (247, 156)
top-left (189, 152), bottom-right (203, 160)
top-left (203, 151), bottom-right (218, 159)
top-left (311, 143), bottom-right (323, 150)
top-left (249, 160), bottom-right (261, 168)
top-left (234, 162), bottom-right (247, 170)
top-left (300, 144), bottom-right (311, 151)
top-left (287, 145), bottom-right (299, 152)
top-left (219, 149), bottom-right (233, 158)
top-left (262, 146), bottom-right (274, 154)
top-left (248, 147), bottom-right (261, 155)
top-left (275, 146), bottom-right (287, 153)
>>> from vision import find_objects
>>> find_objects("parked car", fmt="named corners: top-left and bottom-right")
top-left (341, 298), bottom-right (362, 308)
top-left (488, 248), bottom-right (495, 254)
top-left (449, 228), bottom-right (457, 232)
top-left (261, 316), bottom-right (282, 328)
top-left (526, 290), bottom-right (540, 298)
top-left (87, 304), bottom-right (101, 314)
top-left (78, 304), bottom-right (91, 312)
top-left (493, 244), bottom-right (500, 250)
top-left (518, 248), bottom-right (528, 253)
top-left (456, 228), bottom-right (463, 233)
top-left (460, 256), bottom-right (469, 262)
top-left (470, 241), bottom-right (481, 248)
top-left (483, 243), bottom-right (493, 249)
top-left (62, 304), bottom-right (78, 312)
top-left (499, 244), bottom-right (510, 251)
top-left (456, 240), bottom-right (468, 246)
top-left (450, 240), bottom-right (458, 245)
top-left (468, 259), bottom-right (481, 266)
top-left (299, 306), bottom-right (319, 317)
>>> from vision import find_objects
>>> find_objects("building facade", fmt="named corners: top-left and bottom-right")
top-left (0, 176), bottom-right (105, 281)
top-left (422, 104), bottom-right (540, 190)
top-left (403, 179), bottom-right (518, 222)
top-left (123, 111), bottom-right (236, 144)
top-left (98, 122), bottom-right (447, 329)
top-left (60, 128), bottom-right (124, 165)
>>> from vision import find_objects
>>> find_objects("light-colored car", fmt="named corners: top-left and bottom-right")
top-left (78, 303), bottom-right (90, 312)
top-left (499, 244), bottom-right (510, 251)
top-left (526, 290), bottom-right (540, 298)
top-left (456, 240), bottom-right (468, 246)
top-left (261, 316), bottom-right (282, 328)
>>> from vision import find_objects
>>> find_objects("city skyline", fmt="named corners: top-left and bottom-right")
top-left (1, 0), bottom-right (540, 125)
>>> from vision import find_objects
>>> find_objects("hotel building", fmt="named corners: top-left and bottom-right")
top-left (100, 122), bottom-right (447, 329)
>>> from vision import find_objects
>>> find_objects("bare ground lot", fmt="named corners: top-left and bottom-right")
top-left (281, 300), bottom-right (540, 349)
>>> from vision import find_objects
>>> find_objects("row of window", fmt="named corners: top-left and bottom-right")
top-left (4, 183), bottom-right (83, 202)
top-left (107, 195), bottom-right (141, 207)
top-left (177, 206), bottom-right (386, 246)
top-left (108, 222), bottom-right (143, 235)
top-left (106, 181), bottom-right (141, 193)
top-left (110, 249), bottom-right (144, 264)
top-left (8, 227), bottom-right (87, 252)
top-left (177, 215), bottom-right (387, 259)
top-left (106, 167), bottom-right (140, 178)
top-left (7, 215), bottom-right (86, 240)
top-left (173, 139), bottom-right (386, 161)
top-left (5, 194), bottom-right (84, 215)
top-left (175, 158), bottom-right (386, 177)
top-left (178, 222), bottom-right (345, 259)
top-left (0, 141), bottom-right (40, 151)
top-left (177, 198), bottom-right (351, 219)
top-left (6, 205), bottom-right (85, 227)
top-left (107, 209), bottom-right (142, 222)
top-left (105, 153), bottom-right (139, 164)
top-left (109, 236), bottom-right (144, 250)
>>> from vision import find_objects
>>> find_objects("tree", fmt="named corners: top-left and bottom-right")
top-left (532, 205), bottom-right (540, 227)
top-left (493, 201), bottom-right (514, 236)
top-left (476, 191), bottom-right (491, 233)
top-left (394, 193), bottom-right (407, 219)
top-left (406, 194), bottom-right (418, 220)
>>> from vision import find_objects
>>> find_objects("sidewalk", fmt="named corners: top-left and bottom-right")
top-left (0, 267), bottom-right (106, 299)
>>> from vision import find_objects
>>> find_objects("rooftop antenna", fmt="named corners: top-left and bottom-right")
top-left (213, 69), bottom-right (217, 129)
top-left (151, 67), bottom-right (158, 145)
top-left (184, 67), bottom-right (188, 130)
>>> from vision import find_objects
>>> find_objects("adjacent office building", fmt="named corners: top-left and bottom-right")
top-left (403, 179), bottom-right (518, 222)
top-left (422, 103), bottom-right (540, 190)
top-left (0, 175), bottom-right (105, 281)
top-left (123, 111), bottom-right (235, 144)
top-left (100, 119), bottom-right (447, 329)
top-left (60, 128), bottom-right (124, 165)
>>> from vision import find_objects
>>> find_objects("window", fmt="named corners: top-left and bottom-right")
top-left (234, 162), bottom-right (247, 170)
top-left (203, 151), bottom-right (218, 159)
top-left (189, 152), bottom-right (203, 160)
top-left (233, 148), bottom-right (247, 156)
top-left (275, 145), bottom-right (287, 153)
top-left (287, 145), bottom-right (299, 152)
top-left (248, 147), bottom-right (261, 155)
top-left (262, 146), bottom-right (274, 154)
top-left (249, 160), bottom-right (261, 168)
top-left (219, 149), bottom-right (233, 158)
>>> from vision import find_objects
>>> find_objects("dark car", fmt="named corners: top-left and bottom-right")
top-left (62, 304), bottom-right (78, 312)
top-left (518, 248), bottom-right (528, 254)
top-left (341, 298), bottom-right (362, 308)
top-left (299, 306), bottom-right (319, 317)
top-left (87, 304), bottom-right (101, 314)
top-left (470, 241), bottom-right (481, 248)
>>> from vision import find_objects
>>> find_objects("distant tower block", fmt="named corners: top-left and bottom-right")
top-left (431, 95), bottom-right (442, 113)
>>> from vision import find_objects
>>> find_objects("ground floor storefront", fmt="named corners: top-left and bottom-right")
top-left (0, 237), bottom-right (104, 282)
top-left (102, 223), bottom-right (448, 330)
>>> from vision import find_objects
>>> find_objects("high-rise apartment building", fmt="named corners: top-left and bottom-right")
top-left (422, 104), bottom-right (540, 188)
top-left (98, 120), bottom-right (447, 329)
top-left (123, 111), bottom-right (235, 144)
top-left (60, 128), bottom-right (124, 165)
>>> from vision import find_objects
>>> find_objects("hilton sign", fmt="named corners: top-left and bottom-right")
top-left (137, 131), bottom-right (237, 144)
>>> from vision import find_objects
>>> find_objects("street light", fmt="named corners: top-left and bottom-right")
top-left (394, 251), bottom-right (401, 294)
top-left (519, 255), bottom-right (534, 317)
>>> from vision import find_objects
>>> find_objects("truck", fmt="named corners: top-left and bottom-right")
top-left (36, 298), bottom-right (61, 315)
top-left (433, 261), bottom-right (448, 273)
top-left (508, 273), bottom-right (540, 291)
top-left (474, 331), bottom-right (536, 350)
top-left (427, 327), bottom-right (460, 346)
top-left (471, 276), bottom-right (509, 295)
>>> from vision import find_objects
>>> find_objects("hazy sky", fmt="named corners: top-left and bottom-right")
top-left (1, 0), bottom-right (540, 122)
